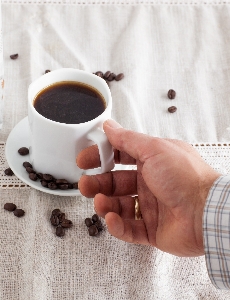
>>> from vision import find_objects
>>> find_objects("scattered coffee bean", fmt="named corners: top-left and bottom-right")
top-left (56, 179), bottom-right (68, 185)
top-left (50, 209), bottom-right (73, 237)
top-left (85, 218), bottom-right (93, 227)
top-left (48, 182), bottom-right (57, 190)
top-left (88, 225), bottom-right (99, 236)
top-left (103, 71), bottom-right (111, 79)
top-left (26, 167), bottom-right (36, 174)
top-left (41, 180), bottom-right (48, 187)
top-left (107, 73), bottom-right (116, 81)
top-left (4, 203), bottom-right (17, 211)
top-left (4, 168), bottom-right (14, 176)
top-left (21, 161), bottom-right (78, 190)
top-left (13, 209), bottom-right (25, 217)
top-left (59, 184), bottom-right (69, 190)
top-left (85, 214), bottom-right (103, 236)
top-left (45, 70), bottom-right (51, 74)
top-left (59, 212), bottom-right (66, 223)
top-left (94, 220), bottom-right (103, 232)
top-left (50, 214), bottom-right (60, 226)
top-left (23, 161), bottom-right (32, 168)
top-left (56, 226), bottom-right (65, 237)
top-left (37, 173), bottom-right (43, 179)
top-left (95, 71), bottom-right (103, 77)
top-left (115, 73), bottom-right (124, 81)
top-left (93, 70), bottom-right (124, 84)
top-left (168, 89), bottom-right (176, 99)
top-left (92, 214), bottom-right (99, 223)
top-left (43, 174), bottom-right (53, 181)
top-left (29, 173), bottom-right (37, 181)
top-left (68, 183), bottom-right (73, 189)
top-left (61, 219), bottom-right (73, 228)
top-left (10, 53), bottom-right (18, 60)
top-left (18, 147), bottom-right (29, 155)
top-left (168, 106), bottom-right (177, 113)
top-left (52, 209), bottom-right (61, 216)
top-left (73, 182), bottom-right (78, 189)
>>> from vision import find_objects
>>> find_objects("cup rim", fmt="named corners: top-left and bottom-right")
top-left (28, 68), bottom-right (112, 127)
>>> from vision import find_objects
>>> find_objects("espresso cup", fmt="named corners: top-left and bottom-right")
top-left (28, 68), bottom-right (114, 183)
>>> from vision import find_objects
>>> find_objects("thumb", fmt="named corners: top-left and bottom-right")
top-left (103, 119), bottom-right (164, 162)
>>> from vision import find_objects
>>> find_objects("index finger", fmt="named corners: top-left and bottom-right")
top-left (77, 144), bottom-right (136, 170)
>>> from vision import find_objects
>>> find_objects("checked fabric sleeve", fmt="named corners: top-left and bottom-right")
top-left (203, 175), bottom-right (230, 290)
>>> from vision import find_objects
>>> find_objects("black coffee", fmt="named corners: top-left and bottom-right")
top-left (33, 81), bottom-right (106, 124)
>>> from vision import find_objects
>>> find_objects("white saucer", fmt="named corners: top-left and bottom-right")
top-left (5, 117), bottom-right (81, 196)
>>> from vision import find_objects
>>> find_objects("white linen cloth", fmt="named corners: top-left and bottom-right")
top-left (2, 2), bottom-right (230, 299)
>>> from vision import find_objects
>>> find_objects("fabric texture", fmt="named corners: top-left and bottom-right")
top-left (203, 175), bottom-right (230, 290)
top-left (2, 2), bottom-right (230, 299)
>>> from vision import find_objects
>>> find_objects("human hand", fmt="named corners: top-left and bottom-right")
top-left (77, 120), bottom-right (220, 257)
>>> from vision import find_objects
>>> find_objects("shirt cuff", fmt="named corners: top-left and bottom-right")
top-left (203, 175), bottom-right (230, 289)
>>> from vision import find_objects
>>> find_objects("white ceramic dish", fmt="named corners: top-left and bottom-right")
top-left (5, 117), bottom-right (81, 196)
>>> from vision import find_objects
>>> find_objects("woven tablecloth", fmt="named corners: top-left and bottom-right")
top-left (2, 1), bottom-right (230, 299)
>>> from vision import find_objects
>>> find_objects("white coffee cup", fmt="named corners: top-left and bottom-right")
top-left (28, 68), bottom-right (114, 183)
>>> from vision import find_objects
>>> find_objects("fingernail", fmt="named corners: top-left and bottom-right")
top-left (104, 119), bottom-right (122, 129)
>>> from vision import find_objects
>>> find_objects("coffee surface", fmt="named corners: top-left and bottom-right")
top-left (33, 81), bottom-right (106, 124)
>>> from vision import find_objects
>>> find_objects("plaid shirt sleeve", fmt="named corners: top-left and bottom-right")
top-left (203, 175), bottom-right (230, 290)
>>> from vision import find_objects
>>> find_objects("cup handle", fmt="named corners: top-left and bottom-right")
top-left (86, 128), bottom-right (114, 175)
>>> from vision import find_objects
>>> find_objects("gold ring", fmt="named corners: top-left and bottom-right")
top-left (134, 196), bottom-right (143, 220)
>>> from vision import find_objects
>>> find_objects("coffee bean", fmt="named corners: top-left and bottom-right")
top-left (4, 203), bottom-right (17, 211)
top-left (92, 214), bottom-right (99, 223)
top-left (43, 174), bottom-right (53, 181)
top-left (94, 220), bottom-right (103, 232)
top-left (85, 218), bottom-right (93, 227)
top-left (52, 209), bottom-right (61, 216)
top-left (41, 180), bottom-right (48, 187)
top-left (23, 161), bottom-right (32, 168)
top-left (59, 184), bottom-right (69, 190)
top-left (13, 209), bottom-right (25, 217)
top-left (168, 106), bottom-right (177, 113)
top-left (95, 71), bottom-right (103, 77)
top-left (58, 212), bottom-right (66, 223)
top-left (4, 168), bottom-right (14, 176)
top-left (50, 214), bottom-right (59, 226)
top-left (115, 73), bottom-right (124, 81)
top-left (56, 226), bottom-right (65, 237)
top-left (61, 219), bottom-right (73, 228)
top-left (29, 173), bottom-right (37, 181)
top-left (18, 147), bottom-right (29, 155)
top-left (45, 70), bottom-right (51, 74)
top-left (68, 183), bottom-right (73, 189)
top-left (37, 173), bottom-right (43, 179)
top-left (107, 73), bottom-right (116, 81)
top-left (56, 179), bottom-right (68, 185)
top-left (73, 182), bottom-right (78, 189)
top-left (88, 225), bottom-right (98, 236)
top-left (10, 53), bottom-right (18, 60)
top-left (167, 89), bottom-right (176, 99)
top-left (26, 167), bottom-right (36, 174)
top-left (48, 182), bottom-right (57, 190)
top-left (103, 71), bottom-right (111, 79)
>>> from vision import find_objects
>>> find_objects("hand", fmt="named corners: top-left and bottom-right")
top-left (77, 119), bottom-right (220, 257)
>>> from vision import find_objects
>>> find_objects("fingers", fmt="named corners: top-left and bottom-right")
top-left (94, 189), bottom-right (157, 246)
top-left (94, 193), bottom-right (135, 219)
top-left (105, 212), bottom-right (152, 245)
top-left (78, 170), bottom-right (137, 198)
top-left (77, 145), bottom-right (136, 170)
top-left (77, 145), bottom-right (100, 169)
